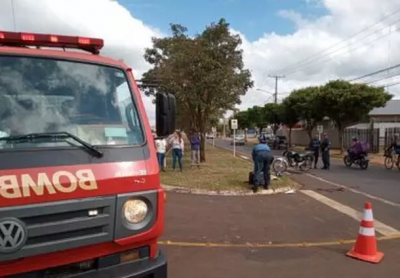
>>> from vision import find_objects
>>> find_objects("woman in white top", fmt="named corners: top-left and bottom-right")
top-left (155, 137), bottom-right (167, 171)
top-left (170, 131), bottom-right (184, 171)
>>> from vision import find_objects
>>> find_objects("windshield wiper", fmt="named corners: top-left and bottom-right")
top-left (0, 131), bottom-right (103, 158)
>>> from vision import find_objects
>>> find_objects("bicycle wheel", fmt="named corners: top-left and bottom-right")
top-left (384, 156), bottom-right (394, 170)
top-left (273, 158), bottom-right (288, 174)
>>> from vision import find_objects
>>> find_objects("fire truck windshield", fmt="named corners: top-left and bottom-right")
top-left (0, 55), bottom-right (144, 150)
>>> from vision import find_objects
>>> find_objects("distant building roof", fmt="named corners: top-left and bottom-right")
top-left (369, 100), bottom-right (400, 116)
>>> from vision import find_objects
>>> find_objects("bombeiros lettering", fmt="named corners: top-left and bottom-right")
top-left (0, 169), bottom-right (98, 199)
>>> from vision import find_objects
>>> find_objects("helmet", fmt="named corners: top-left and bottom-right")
top-left (259, 137), bottom-right (267, 144)
top-left (352, 136), bottom-right (358, 142)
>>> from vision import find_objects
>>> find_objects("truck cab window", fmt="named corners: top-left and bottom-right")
top-left (0, 56), bottom-right (144, 148)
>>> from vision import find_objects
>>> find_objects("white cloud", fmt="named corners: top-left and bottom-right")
top-left (0, 0), bottom-right (399, 124)
top-left (0, 0), bottom-right (161, 124)
top-left (237, 0), bottom-right (400, 111)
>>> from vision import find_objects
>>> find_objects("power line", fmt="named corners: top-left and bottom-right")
top-left (264, 5), bottom-right (400, 79)
top-left (365, 71), bottom-right (400, 85)
top-left (349, 62), bottom-right (400, 82)
top-left (281, 17), bottom-right (400, 76)
top-left (382, 80), bottom-right (400, 88)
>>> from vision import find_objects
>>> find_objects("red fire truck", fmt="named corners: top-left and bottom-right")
top-left (0, 30), bottom-right (175, 277)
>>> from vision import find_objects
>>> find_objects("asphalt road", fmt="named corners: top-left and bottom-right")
top-left (161, 191), bottom-right (400, 278)
top-left (211, 138), bottom-right (400, 204)
top-left (160, 138), bottom-right (400, 277)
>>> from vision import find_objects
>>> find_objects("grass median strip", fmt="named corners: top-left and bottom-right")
top-left (161, 143), bottom-right (298, 192)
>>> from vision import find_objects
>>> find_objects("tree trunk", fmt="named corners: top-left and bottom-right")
top-left (200, 133), bottom-right (206, 162)
top-left (272, 124), bottom-right (279, 135)
top-left (244, 129), bottom-right (248, 142)
top-left (338, 127), bottom-right (344, 154)
top-left (288, 127), bottom-right (293, 147)
top-left (306, 127), bottom-right (313, 140)
top-left (259, 127), bottom-right (263, 136)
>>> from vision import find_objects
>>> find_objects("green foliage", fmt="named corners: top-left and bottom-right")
top-left (318, 79), bottom-right (393, 151)
top-left (318, 80), bottom-right (393, 130)
top-left (285, 86), bottom-right (323, 138)
top-left (263, 103), bottom-right (282, 133)
top-left (246, 106), bottom-right (265, 132)
top-left (281, 99), bottom-right (300, 127)
top-left (281, 98), bottom-right (300, 146)
top-left (233, 110), bottom-right (252, 129)
top-left (141, 18), bottom-right (253, 161)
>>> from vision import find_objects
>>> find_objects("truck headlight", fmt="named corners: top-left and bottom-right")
top-left (123, 199), bottom-right (148, 224)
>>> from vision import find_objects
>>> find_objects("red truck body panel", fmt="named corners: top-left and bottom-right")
top-left (0, 42), bottom-right (165, 277)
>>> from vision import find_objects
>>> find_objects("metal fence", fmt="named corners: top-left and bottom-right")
top-left (384, 128), bottom-right (400, 151)
top-left (343, 128), bottom-right (380, 153)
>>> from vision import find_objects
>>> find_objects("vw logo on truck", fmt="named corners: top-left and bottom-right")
top-left (0, 218), bottom-right (28, 253)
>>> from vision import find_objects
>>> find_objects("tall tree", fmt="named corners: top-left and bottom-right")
top-left (318, 80), bottom-right (392, 152)
top-left (141, 19), bottom-right (253, 161)
top-left (287, 86), bottom-right (324, 139)
top-left (263, 103), bottom-right (282, 134)
top-left (233, 110), bottom-right (252, 129)
top-left (281, 99), bottom-right (300, 147)
top-left (233, 110), bottom-right (252, 141)
top-left (247, 106), bottom-right (265, 134)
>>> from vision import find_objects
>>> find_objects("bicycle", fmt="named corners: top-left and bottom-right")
top-left (384, 150), bottom-right (400, 171)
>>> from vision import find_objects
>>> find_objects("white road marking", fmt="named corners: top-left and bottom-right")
top-left (305, 173), bottom-right (400, 208)
top-left (301, 190), bottom-right (400, 236)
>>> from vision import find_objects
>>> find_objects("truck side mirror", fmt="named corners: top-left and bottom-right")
top-left (156, 92), bottom-right (176, 137)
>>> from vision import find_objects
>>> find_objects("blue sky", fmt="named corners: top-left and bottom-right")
top-left (120, 0), bottom-right (328, 41)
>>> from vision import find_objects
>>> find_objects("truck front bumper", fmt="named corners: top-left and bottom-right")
top-left (12, 250), bottom-right (167, 278)
top-left (84, 250), bottom-right (167, 278)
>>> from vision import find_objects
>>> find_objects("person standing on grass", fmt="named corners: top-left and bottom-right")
top-left (170, 131), bottom-right (184, 172)
top-left (155, 137), bottom-right (167, 172)
top-left (189, 130), bottom-right (201, 168)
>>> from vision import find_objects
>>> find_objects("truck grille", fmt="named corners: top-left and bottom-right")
top-left (0, 196), bottom-right (116, 263)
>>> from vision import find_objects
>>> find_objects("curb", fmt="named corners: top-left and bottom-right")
top-left (162, 184), bottom-right (299, 197)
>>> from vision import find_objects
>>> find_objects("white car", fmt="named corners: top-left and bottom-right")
top-left (206, 133), bottom-right (215, 139)
top-left (231, 134), bottom-right (245, 146)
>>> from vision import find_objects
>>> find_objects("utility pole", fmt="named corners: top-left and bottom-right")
top-left (268, 74), bottom-right (285, 103)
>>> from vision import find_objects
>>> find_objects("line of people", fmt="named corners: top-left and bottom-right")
top-left (154, 130), bottom-right (202, 172)
top-left (309, 133), bottom-right (332, 170)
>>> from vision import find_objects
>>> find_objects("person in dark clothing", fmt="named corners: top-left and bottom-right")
top-left (385, 135), bottom-right (400, 166)
top-left (251, 138), bottom-right (274, 193)
top-left (348, 137), bottom-right (362, 161)
top-left (190, 130), bottom-right (201, 168)
top-left (309, 134), bottom-right (321, 169)
top-left (320, 133), bottom-right (331, 170)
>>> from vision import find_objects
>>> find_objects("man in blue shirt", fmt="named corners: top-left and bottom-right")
top-left (189, 130), bottom-right (201, 168)
top-left (251, 138), bottom-right (274, 193)
top-left (309, 134), bottom-right (321, 169)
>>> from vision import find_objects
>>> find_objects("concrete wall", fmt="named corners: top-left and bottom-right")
top-left (278, 127), bottom-right (341, 148)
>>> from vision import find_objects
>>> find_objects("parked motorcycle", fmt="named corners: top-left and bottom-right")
top-left (279, 148), bottom-right (314, 172)
top-left (343, 151), bottom-right (369, 170)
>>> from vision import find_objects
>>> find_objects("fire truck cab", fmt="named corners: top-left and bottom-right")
top-left (0, 31), bottom-right (175, 277)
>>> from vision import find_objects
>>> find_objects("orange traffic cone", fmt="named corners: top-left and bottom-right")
top-left (347, 202), bottom-right (384, 263)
